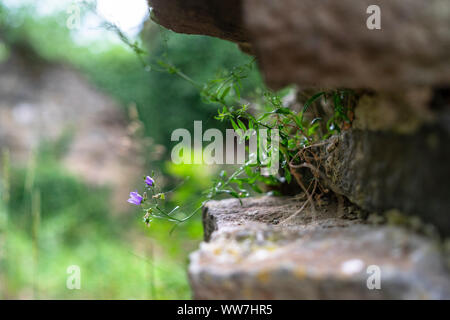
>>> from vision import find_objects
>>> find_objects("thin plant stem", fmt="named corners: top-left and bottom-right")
top-left (0, 149), bottom-right (10, 299)
top-left (31, 188), bottom-right (41, 299)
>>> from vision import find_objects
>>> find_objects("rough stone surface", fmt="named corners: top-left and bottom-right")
top-left (148, 0), bottom-right (249, 44)
top-left (318, 126), bottom-right (450, 235)
top-left (148, 0), bottom-right (450, 89)
top-left (351, 89), bottom-right (435, 134)
top-left (189, 196), bottom-right (450, 299)
top-left (244, 0), bottom-right (450, 89)
top-left (147, 0), bottom-right (450, 299)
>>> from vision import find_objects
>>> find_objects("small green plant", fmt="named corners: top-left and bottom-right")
top-left (102, 15), bottom-right (357, 228)
top-left (127, 67), bottom-right (356, 228)
top-left (203, 81), bottom-right (356, 206)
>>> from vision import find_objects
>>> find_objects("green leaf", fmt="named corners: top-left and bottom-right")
top-left (300, 91), bottom-right (326, 123)
top-left (303, 92), bottom-right (325, 113)
top-left (230, 119), bottom-right (240, 132)
top-left (284, 169), bottom-right (292, 184)
top-left (237, 118), bottom-right (247, 131)
top-left (248, 119), bottom-right (254, 130)
top-left (307, 123), bottom-right (320, 136)
top-left (244, 166), bottom-right (253, 177)
top-left (273, 107), bottom-right (292, 115)
top-left (230, 191), bottom-right (240, 198)
top-left (233, 83), bottom-right (241, 100)
top-left (220, 86), bottom-right (231, 100)
top-left (250, 184), bottom-right (263, 193)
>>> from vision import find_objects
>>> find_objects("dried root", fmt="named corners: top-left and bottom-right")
top-left (280, 141), bottom-right (335, 224)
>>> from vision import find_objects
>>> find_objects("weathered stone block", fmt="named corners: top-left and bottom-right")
top-left (245, 0), bottom-right (450, 89)
top-left (319, 126), bottom-right (450, 235)
top-left (149, 0), bottom-right (450, 89)
top-left (148, 0), bottom-right (249, 43)
top-left (189, 197), bottom-right (450, 299)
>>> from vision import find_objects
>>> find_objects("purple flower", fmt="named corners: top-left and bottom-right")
top-left (145, 176), bottom-right (154, 187)
top-left (127, 191), bottom-right (143, 205)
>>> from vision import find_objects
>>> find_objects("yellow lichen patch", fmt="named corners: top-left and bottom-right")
top-left (294, 266), bottom-right (307, 279)
top-left (226, 247), bottom-right (239, 257)
top-left (256, 270), bottom-right (271, 284)
top-left (243, 286), bottom-right (254, 299)
top-left (223, 280), bottom-right (234, 290)
top-left (263, 244), bottom-right (278, 252)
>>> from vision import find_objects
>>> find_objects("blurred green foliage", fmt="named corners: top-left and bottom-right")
top-left (0, 1), bottom-right (263, 299)
top-left (0, 2), bottom-right (262, 146)
top-left (1, 143), bottom-right (196, 299)
top-left (79, 31), bottom-right (262, 146)
top-left (4, 219), bottom-right (191, 299)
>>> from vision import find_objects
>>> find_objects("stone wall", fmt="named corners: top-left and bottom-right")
top-left (150, 0), bottom-right (450, 89)
top-left (190, 197), bottom-right (449, 299)
top-left (148, 0), bottom-right (450, 299)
